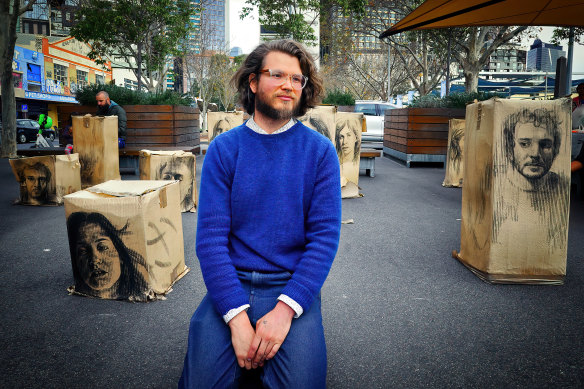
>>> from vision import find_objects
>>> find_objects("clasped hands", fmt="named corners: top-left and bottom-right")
top-left (228, 301), bottom-right (295, 370)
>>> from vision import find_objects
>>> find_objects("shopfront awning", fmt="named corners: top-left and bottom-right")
top-left (379, 0), bottom-right (584, 39)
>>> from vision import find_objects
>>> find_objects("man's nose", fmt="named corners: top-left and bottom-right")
top-left (281, 76), bottom-right (293, 90)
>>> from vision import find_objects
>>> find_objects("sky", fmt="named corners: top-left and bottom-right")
top-left (225, 3), bottom-right (584, 76)
top-left (528, 27), bottom-right (584, 74)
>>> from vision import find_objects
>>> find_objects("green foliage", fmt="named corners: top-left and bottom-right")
top-left (75, 84), bottom-right (193, 106)
top-left (551, 27), bottom-right (584, 46)
top-left (71, 0), bottom-right (193, 89)
top-left (322, 90), bottom-right (355, 106)
top-left (409, 92), bottom-right (506, 109)
top-left (241, 0), bottom-right (366, 44)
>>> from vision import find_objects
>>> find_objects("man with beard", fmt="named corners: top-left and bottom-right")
top-left (494, 107), bottom-right (569, 249)
top-left (96, 91), bottom-right (127, 145)
top-left (179, 40), bottom-right (341, 389)
top-left (503, 108), bottom-right (562, 192)
top-left (19, 162), bottom-right (51, 205)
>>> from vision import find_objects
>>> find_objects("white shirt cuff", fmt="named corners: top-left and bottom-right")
top-left (223, 304), bottom-right (250, 323)
top-left (278, 294), bottom-right (303, 318)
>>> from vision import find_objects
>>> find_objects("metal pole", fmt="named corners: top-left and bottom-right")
top-left (445, 29), bottom-right (451, 96)
top-left (387, 41), bottom-right (391, 102)
top-left (545, 72), bottom-right (548, 99)
top-left (566, 27), bottom-right (575, 94)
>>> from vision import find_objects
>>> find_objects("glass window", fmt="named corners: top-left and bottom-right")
top-left (54, 64), bottom-right (68, 86)
top-left (27, 63), bottom-right (42, 83)
top-left (76, 69), bottom-right (88, 88)
top-left (95, 74), bottom-right (105, 84)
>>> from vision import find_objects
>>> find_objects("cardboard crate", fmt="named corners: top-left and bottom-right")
top-left (454, 98), bottom-right (571, 284)
top-left (72, 115), bottom-right (120, 188)
top-left (64, 180), bottom-right (188, 301)
top-left (442, 119), bottom-right (465, 187)
top-left (139, 150), bottom-right (197, 212)
top-left (9, 154), bottom-right (81, 205)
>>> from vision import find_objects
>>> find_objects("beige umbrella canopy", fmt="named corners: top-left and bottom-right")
top-left (379, 0), bottom-right (584, 38)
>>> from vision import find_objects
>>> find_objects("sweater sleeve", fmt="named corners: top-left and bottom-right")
top-left (195, 141), bottom-right (249, 317)
top-left (280, 142), bottom-right (342, 312)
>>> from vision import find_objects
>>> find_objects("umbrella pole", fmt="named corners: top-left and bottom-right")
top-left (566, 27), bottom-right (575, 94)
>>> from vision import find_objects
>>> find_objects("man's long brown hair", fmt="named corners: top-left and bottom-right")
top-left (231, 40), bottom-right (323, 117)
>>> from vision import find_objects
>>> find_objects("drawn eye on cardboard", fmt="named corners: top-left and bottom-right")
top-left (207, 112), bottom-right (244, 141)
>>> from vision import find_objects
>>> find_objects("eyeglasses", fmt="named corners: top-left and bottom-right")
top-left (259, 69), bottom-right (308, 90)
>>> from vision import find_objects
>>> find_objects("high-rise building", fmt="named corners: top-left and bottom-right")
top-left (527, 39), bottom-right (565, 73)
top-left (202, 0), bottom-right (227, 50)
top-left (321, 5), bottom-right (399, 59)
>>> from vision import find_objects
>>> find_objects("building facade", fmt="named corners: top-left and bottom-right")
top-left (527, 39), bottom-right (566, 73)
top-left (484, 43), bottom-right (527, 74)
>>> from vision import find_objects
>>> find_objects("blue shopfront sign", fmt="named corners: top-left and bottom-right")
top-left (13, 46), bottom-right (44, 92)
top-left (25, 91), bottom-right (78, 103)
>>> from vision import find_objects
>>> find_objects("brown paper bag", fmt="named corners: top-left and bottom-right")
top-left (139, 150), bottom-right (197, 212)
top-left (443, 119), bottom-right (465, 187)
top-left (9, 154), bottom-right (81, 205)
top-left (64, 180), bottom-right (188, 301)
top-left (72, 115), bottom-right (120, 188)
top-left (455, 98), bottom-right (571, 284)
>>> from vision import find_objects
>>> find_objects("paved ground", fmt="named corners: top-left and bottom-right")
top-left (0, 154), bottom-right (583, 388)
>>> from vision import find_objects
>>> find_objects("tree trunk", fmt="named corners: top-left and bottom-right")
top-left (0, 0), bottom-right (21, 158)
top-left (137, 43), bottom-right (143, 92)
top-left (464, 70), bottom-right (479, 93)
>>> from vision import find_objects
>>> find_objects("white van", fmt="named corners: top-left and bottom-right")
top-left (354, 100), bottom-right (399, 142)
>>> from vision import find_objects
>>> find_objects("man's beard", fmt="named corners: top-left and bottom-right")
top-left (97, 104), bottom-right (110, 115)
top-left (254, 90), bottom-right (301, 121)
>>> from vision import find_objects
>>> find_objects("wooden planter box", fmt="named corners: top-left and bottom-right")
top-left (57, 104), bottom-right (200, 151)
top-left (384, 108), bottom-right (465, 167)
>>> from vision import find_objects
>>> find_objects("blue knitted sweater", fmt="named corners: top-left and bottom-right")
top-left (195, 121), bottom-right (342, 317)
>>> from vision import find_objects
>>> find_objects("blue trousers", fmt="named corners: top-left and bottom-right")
top-left (178, 270), bottom-right (327, 389)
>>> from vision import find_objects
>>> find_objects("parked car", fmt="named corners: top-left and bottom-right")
top-left (15, 119), bottom-right (57, 143)
top-left (354, 100), bottom-right (399, 142)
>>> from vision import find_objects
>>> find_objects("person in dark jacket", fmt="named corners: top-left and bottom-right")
top-left (96, 91), bottom-right (127, 142)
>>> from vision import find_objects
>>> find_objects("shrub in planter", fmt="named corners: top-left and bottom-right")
top-left (75, 84), bottom-right (193, 106)
top-left (323, 90), bottom-right (355, 106)
top-left (409, 91), bottom-right (506, 109)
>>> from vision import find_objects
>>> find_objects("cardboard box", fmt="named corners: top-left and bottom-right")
top-left (454, 98), bottom-right (571, 284)
top-left (64, 180), bottom-right (188, 301)
top-left (207, 111), bottom-right (244, 142)
top-left (9, 154), bottom-right (81, 205)
top-left (72, 115), bottom-right (120, 188)
top-left (299, 105), bottom-right (337, 144)
top-left (442, 119), bottom-right (465, 187)
top-left (139, 150), bottom-right (197, 212)
top-left (335, 112), bottom-right (364, 198)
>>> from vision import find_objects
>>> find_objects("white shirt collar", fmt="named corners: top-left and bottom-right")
top-left (246, 115), bottom-right (296, 135)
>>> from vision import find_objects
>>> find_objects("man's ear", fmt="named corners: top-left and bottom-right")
top-left (249, 73), bottom-right (257, 94)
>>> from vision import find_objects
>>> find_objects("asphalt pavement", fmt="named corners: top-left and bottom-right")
top-left (0, 152), bottom-right (583, 388)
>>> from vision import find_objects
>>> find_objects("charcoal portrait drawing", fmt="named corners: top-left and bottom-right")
top-left (18, 161), bottom-right (52, 205)
top-left (155, 157), bottom-right (195, 212)
top-left (493, 108), bottom-right (569, 250)
top-left (67, 212), bottom-right (149, 301)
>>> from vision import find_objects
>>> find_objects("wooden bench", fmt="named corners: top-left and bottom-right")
top-left (360, 148), bottom-right (382, 177)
